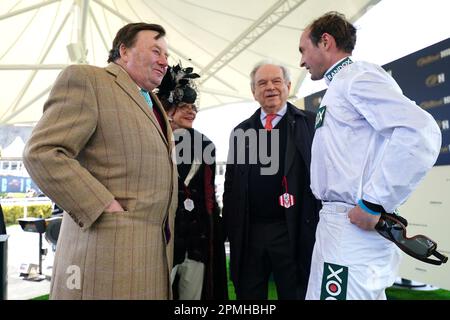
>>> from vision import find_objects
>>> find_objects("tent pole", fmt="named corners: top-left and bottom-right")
top-left (0, 86), bottom-right (53, 124)
top-left (0, 0), bottom-right (60, 21)
top-left (88, 7), bottom-right (109, 53)
top-left (199, 0), bottom-right (306, 84)
top-left (1, 4), bottom-right (74, 121)
top-left (77, 0), bottom-right (89, 63)
top-left (91, 0), bottom-right (132, 23)
top-left (0, 64), bottom-right (66, 70)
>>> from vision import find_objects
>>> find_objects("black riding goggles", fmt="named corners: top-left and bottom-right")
top-left (375, 213), bottom-right (448, 266)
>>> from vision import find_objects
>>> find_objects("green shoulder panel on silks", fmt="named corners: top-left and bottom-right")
top-left (315, 105), bottom-right (326, 129)
top-left (320, 262), bottom-right (348, 300)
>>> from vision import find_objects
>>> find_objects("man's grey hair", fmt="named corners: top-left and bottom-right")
top-left (250, 60), bottom-right (291, 91)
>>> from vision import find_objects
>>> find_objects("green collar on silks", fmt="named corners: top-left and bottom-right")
top-left (325, 56), bottom-right (353, 83)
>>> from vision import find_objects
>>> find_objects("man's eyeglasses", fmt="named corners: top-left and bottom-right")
top-left (375, 213), bottom-right (448, 265)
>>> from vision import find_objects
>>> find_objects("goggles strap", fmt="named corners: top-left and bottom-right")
top-left (408, 249), bottom-right (448, 266)
top-left (432, 250), bottom-right (448, 264)
top-left (416, 256), bottom-right (443, 266)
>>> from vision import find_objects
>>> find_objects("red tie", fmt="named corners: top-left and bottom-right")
top-left (265, 114), bottom-right (277, 131)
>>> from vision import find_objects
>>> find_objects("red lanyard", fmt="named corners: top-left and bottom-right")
top-left (282, 176), bottom-right (289, 194)
top-left (183, 184), bottom-right (191, 198)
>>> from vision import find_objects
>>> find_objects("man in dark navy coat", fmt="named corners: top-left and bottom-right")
top-left (222, 61), bottom-right (321, 300)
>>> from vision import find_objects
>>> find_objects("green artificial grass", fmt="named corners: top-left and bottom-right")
top-left (386, 287), bottom-right (450, 300)
top-left (227, 276), bottom-right (278, 300)
top-left (226, 256), bottom-right (278, 300)
top-left (31, 294), bottom-right (49, 300)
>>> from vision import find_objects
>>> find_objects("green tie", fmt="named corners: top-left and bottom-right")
top-left (140, 89), bottom-right (153, 110)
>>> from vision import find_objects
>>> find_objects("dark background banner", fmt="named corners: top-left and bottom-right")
top-left (304, 37), bottom-right (450, 166)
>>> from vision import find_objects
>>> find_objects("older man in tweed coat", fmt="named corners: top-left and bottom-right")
top-left (23, 23), bottom-right (177, 299)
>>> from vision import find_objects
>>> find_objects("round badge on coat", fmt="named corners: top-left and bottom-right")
top-left (184, 198), bottom-right (195, 211)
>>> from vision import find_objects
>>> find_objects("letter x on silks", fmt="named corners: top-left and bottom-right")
top-left (375, 212), bottom-right (448, 265)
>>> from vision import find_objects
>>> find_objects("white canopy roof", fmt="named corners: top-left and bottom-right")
top-left (0, 0), bottom-right (379, 125)
top-left (1, 136), bottom-right (25, 157)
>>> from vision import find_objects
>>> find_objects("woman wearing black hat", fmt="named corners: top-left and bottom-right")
top-left (157, 64), bottom-right (228, 300)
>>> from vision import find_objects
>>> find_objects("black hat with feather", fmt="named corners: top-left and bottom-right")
top-left (157, 63), bottom-right (200, 110)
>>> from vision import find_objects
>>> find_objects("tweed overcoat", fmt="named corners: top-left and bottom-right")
top-left (23, 63), bottom-right (177, 299)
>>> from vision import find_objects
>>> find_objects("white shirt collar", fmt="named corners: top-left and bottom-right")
top-left (260, 103), bottom-right (287, 128)
top-left (260, 103), bottom-right (287, 120)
